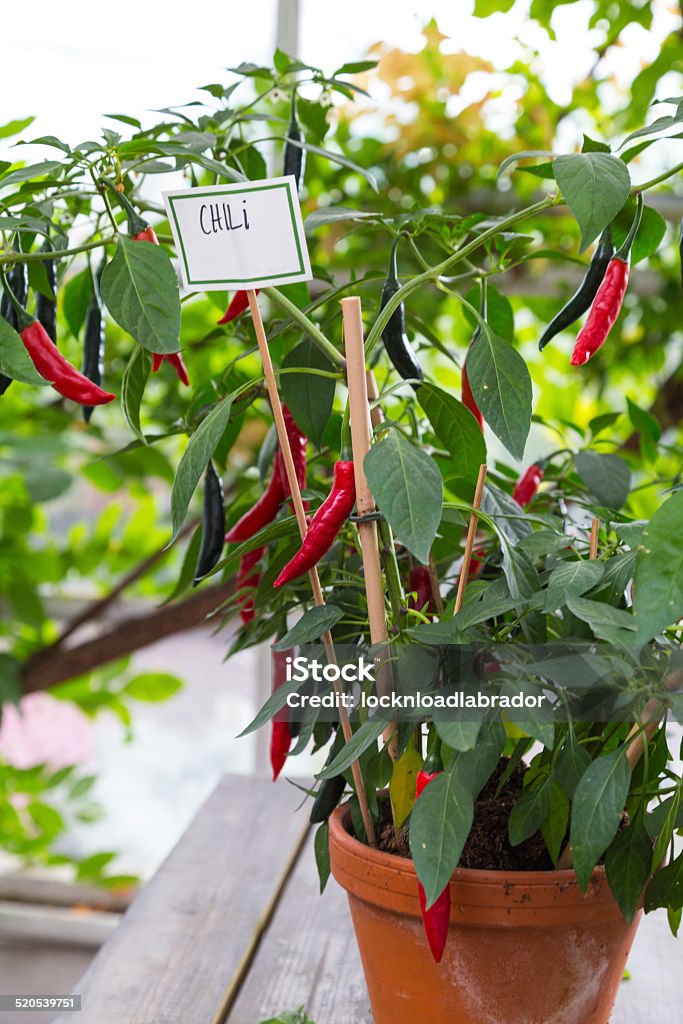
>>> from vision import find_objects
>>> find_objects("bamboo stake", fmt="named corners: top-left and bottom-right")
top-left (589, 516), bottom-right (600, 559)
top-left (341, 298), bottom-right (397, 760)
top-left (246, 291), bottom-right (376, 845)
top-left (453, 464), bottom-right (488, 616)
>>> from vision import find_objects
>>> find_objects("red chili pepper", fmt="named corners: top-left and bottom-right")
top-left (134, 226), bottom-right (159, 245)
top-left (270, 649), bottom-right (292, 781)
top-left (22, 318), bottom-right (115, 406)
top-left (512, 463), bottom-right (545, 507)
top-left (152, 351), bottom-right (190, 386)
top-left (462, 358), bottom-right (483, 430)
top-left (217, 289), bottom-right (259, 325)
top-left (570, 258), bottom-right (629, 366)
top-left (273, 460), bottom-right (356, 587)
top-left (570, 196), bottom-right (642, 367)
top-left (277, 405), bottom-right (308, 506)
top-left (236, 545), bottom-right (265, 625)
top-left (408, 565), bottom-right (434, 618)
top-left (416, 753), bottom-right (450, 963)
top-left (226, 465), bottom-right (285, 543)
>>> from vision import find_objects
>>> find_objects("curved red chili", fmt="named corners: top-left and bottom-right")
top-left (273, 460), bottom-right (356, 587)
top-left (462, 358), bottom-right (483, 430)
top-left (217, 289), bottom-right (258, 325)
top-left (570, 195), bottom-right (642, 367)
top-left (270, 649), bottom-right (292, 781)
top-left (570, 258), bottom-right (629, 366)
top-left (152, 351), bottom-right (190, 386)
top-left (134, 226), bottom-right (159, 245)
top-left (513, 463), bottom-right (545, 507)
top-left (236, 545), bottom-right (265, 625)
top-left (277, 405), bottom-right (308, 504)
top-left (408, 565), bottom-right (434, 618)
top-left (415, 754), bottom-right (450, 963)
top-left (22, 318), bottom-right (115, 406)
top-left (226, 466), bottom-right (285, 543)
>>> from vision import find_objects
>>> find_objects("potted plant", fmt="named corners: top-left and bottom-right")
top-left (1, 37), bottom-right (682, 1024)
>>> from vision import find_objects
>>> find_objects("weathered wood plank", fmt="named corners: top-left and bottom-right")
top-left (228, 830), bottom-right (371, 1024)
top-left (54, 776), bottom-right (308, 1024)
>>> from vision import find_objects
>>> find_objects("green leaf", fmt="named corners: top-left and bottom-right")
top-left (314, 821), bottom-right (331, 894)
top-left (501, 679), bottom-right (555, 747)
top-left (124, 673), bottom-right (183, 701)
top-left (467, 329), bottom-right (532, 460)
top-left (555, 730), bottom-right (591, 799)
top-left (627, 397), bottom-right (661, 443)
top-left (418, 383), bottom-right (486, 497)
top-left (333, 60), bottom-right (378, 75)
top-left (474, 0), bottom-right (515, 14)
top-left (273, 605), bottom-right (343, 649)
top-left (541, 783), bottom-right (570, 865)
top-left (257, 1009), bottom-right (316, 1024)
top-left (509, 777), bottom-right (551, 846)
top-left (435, 715), bottom-right (482, 753)
top-left (317, 718), bottom-right (386, 779)
top-left (170, 396), bottom-right (233, 540)
top-left (545, 560), bottom-right (605, 612)
top-left (101, 235), bottom-right (180, 355)
top-left (644, 854), bottom-right (683, 914)
top-left (0, 117), bottom-right (35, 140)
top-left (575, 451), bottom-right (631, 510)
top-left (281, 338), bottom-right (335, 448)
top-left (565, 596), bottom-right (636, 640)
top-left (634, 489), bottom-right (683, 642)
top-left (364, 431), bottom-right (442, 564)
top-left (63, 269), bottom-right (93, 339)
top-left (410, 770), bottom-right (474, 907)
top-left (571, 749), bottom-right (631, 891)
top-left (449, 719), bottom-right (507, 797)
top-left (0, 317), bottom-right (47, 386)
top-left (121, 346), bottom-right (151, 444)
top-left (605, 819), bottom-right (651, 921)
top-left (553, 153), bottom-right (631, 252)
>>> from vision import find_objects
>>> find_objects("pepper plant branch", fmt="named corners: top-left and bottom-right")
top-left (53, 517), bottom-right (201, 649)
top-left (634, 160), bottom-right (683, 193)
top-left (0, 235), bottom-right (116, 265)
top-left (21, 580), bottom-right (236, 693)
top-left (263, 285), bottom-right (347, 369)
top-left (364, 193), bottom-right (560, 356)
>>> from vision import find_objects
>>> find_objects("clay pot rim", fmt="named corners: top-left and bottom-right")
top-left (331, 802), bottom-right (602, 888)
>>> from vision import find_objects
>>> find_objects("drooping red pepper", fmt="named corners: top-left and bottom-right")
top-left (416, 750), bottom-right (451, 963)
top-left (570, 196), bottom-right (643, 367)
top-left (512, 463), bottom-right (545, 507)
top-left (226, 463), bottom-right (285, 544)
top-left (1, 271), bottom-right (115, 407)
top-left (217, 289), bottom-right (259, 325)
top-left (408, 565), bottom-right (434, 618)
top-left (277, 405), bottom-right (308, 507)
top-left (134, 225), bottom-right (159, 245)
top-left (273, 460), bottom-right (356, 587)
top-left (462, 360), bottom-right (483, 430)
top-left (236, 545), bottom-right (265, 625)
top-left (152, 351), bottom-right (190, 386)
top-left (270, 649), bottom-right (292, 781)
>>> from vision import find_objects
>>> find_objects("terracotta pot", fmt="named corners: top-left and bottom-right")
top-left (329, 804), bottom-right (642, 1024)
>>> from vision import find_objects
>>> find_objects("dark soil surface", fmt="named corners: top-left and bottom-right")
top-left (374, 758), bottom-right (555, 871)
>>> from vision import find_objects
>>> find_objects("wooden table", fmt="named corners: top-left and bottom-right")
top-left (53, 775), bottom-right (680, 1024)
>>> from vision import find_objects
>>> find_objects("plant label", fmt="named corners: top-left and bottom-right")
top-left (163, 176), bottom-right (312, 290)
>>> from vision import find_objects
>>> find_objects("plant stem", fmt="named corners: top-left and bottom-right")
top-left (378, 518), bottom-right (405, 632)
top-left (0, 236), bottom-right (115, 265)
top-left (263, 285), bottom-right (347, 368)
top-left (634, 160), bottom-right (683, 193)
top-left (364, 192), bottom-right (560, 356)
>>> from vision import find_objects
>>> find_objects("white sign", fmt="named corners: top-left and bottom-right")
top-left (163, 176), bottom-right (312, 291)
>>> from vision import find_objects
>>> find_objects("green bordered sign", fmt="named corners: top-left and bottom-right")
top-left (163, 176), bottom-right (312, 291)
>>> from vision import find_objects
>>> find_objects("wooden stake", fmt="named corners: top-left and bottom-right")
top-left (589, 517), bottom-right (600, 559)
top-left (341, 298), bottom-right (397, 759)
top-left (453, 464), bottom-right (488, 616)
top-left (247, 291), bottom-right (376, 845)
